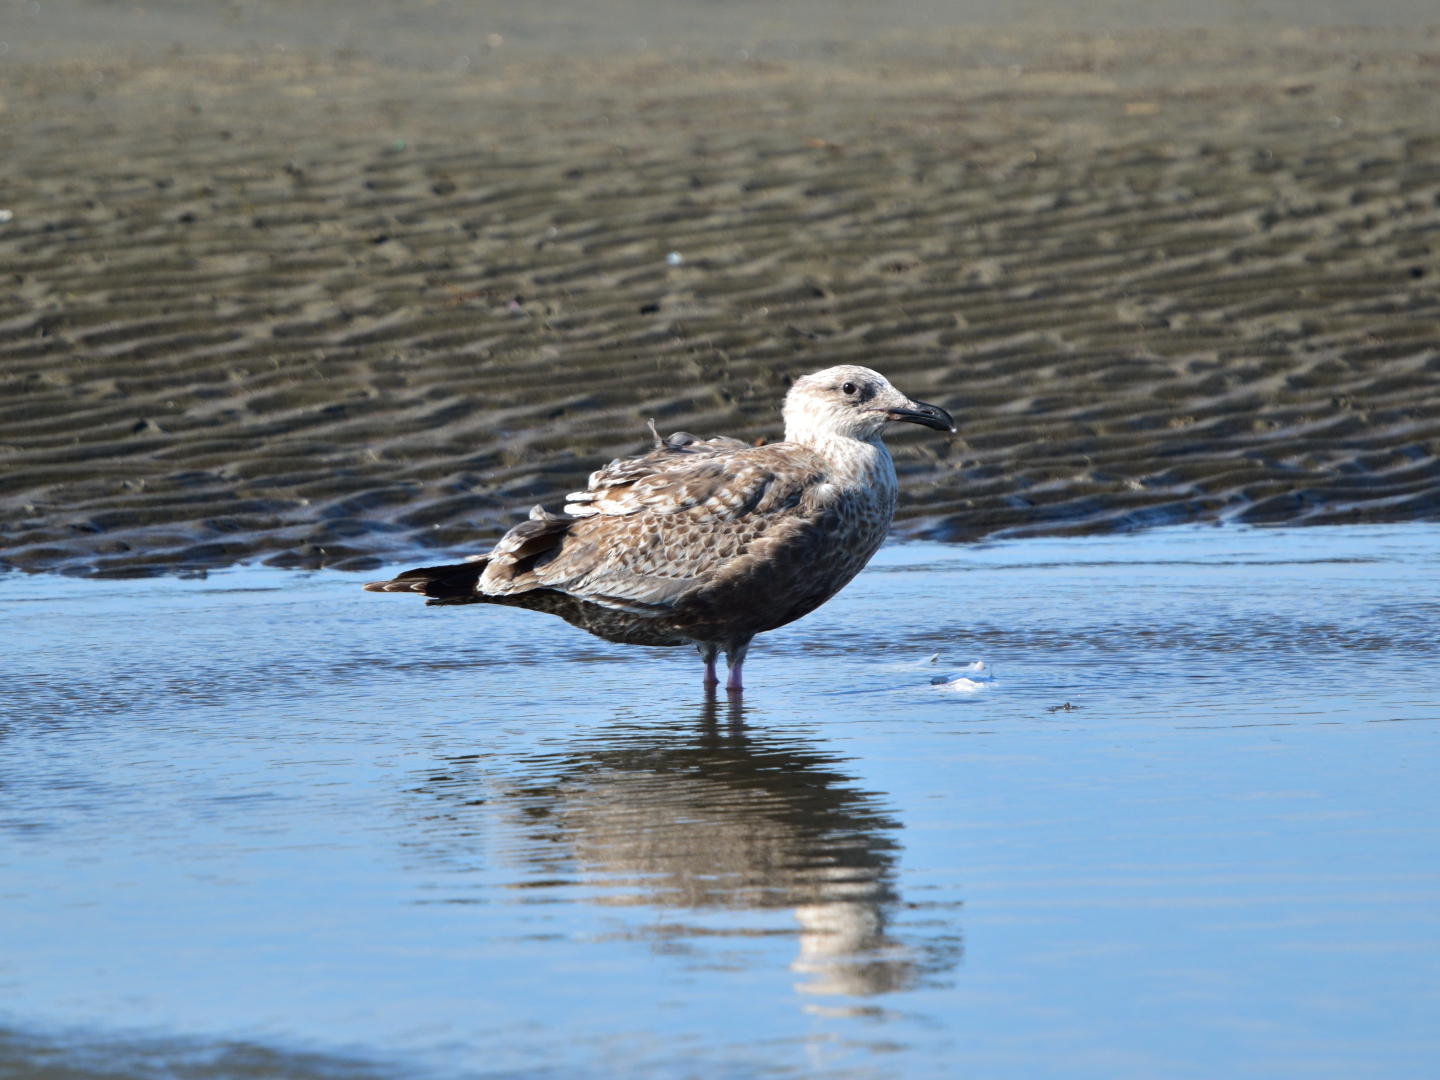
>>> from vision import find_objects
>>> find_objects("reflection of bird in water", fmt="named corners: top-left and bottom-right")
top-left (408, 698), bottom-right (958, 997)
top-left (364, 366), bottom-right (953, 691)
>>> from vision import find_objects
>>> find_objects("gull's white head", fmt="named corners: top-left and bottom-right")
top-left (782, 365), bottom-right (955, 447)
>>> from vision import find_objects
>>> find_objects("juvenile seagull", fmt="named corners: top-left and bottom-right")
top-left (364, 366), bottom-right (954, 691)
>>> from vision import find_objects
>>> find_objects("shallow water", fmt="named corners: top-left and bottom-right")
top-left (2, 525), bottom-right (1438, 1079)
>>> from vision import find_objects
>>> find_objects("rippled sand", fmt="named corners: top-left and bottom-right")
top-left (2, 4), bottom-right (1438, 575)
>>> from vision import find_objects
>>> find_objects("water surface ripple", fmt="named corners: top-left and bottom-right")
top-left (2, 525), bottom-right (1438, 1078)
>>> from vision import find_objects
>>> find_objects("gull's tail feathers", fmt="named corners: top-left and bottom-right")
top-left (363, 558), bottom-right (491, 606)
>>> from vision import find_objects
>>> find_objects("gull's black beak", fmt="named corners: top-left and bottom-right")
top-left (886, 398), bottom-right (956, 433)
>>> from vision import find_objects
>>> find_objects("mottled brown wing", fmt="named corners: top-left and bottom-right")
top-left (564, 433), bottom-right (750, 513)
top-left (480, 440), bottom-right (826, 613)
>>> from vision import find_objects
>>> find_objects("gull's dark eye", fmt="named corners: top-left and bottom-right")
top-left (841, 381), bottom-right (858, 396)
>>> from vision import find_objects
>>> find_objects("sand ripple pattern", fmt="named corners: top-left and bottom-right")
top-left (2, 29), bottom-right (1438, 575)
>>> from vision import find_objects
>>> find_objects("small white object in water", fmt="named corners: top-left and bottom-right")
top-left (666, 251), bottom-right (683, 266)
top-left (933, 661), bottom-right (996, 693)
top-left (0, 209), bottom-right (13, 223)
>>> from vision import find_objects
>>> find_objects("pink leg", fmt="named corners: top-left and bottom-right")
top-left (703, 659), bottom-right (719, 687)
top-left (725, 657), bottom-right (744, 694)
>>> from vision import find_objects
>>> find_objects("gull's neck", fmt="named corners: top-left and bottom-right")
top-left (787, 425), bottom-right (898, 495)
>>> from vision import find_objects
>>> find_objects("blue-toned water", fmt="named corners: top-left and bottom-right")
top-left (2, 525), bottom-right (1438, 1078)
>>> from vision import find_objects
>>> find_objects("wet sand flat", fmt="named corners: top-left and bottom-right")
top-left (2, 4), bottom-right (1439, 575)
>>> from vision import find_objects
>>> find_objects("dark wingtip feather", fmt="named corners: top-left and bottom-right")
top-left (362, 559), bottom-right (490, 599)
